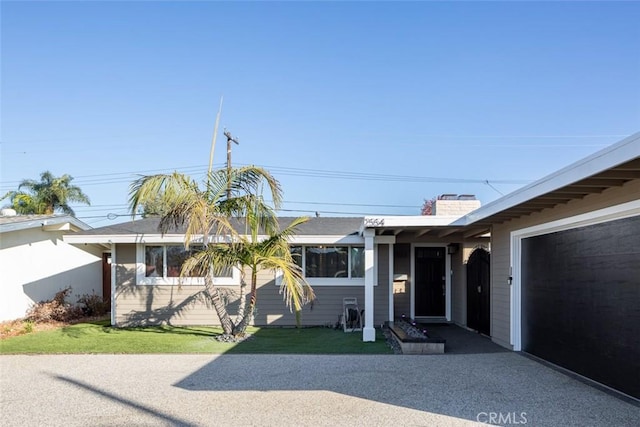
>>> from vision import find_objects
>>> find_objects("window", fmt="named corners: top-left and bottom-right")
top-left (144, 245), bottom-right (212, 278)
top-left (291, 245), bottom-right (364, 279)
top-left (138, 244), bottom-right (237, 285)
top-left (145, 246), bottom-right (164, 277)
top-left (350, 247), bottom-right (365, 278)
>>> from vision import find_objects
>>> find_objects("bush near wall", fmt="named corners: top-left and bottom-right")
top-left (25, 287), bottom-right (109, 323)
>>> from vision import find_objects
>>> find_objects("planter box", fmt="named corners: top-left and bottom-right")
top-left (388, 321), bottom-right (446, 354)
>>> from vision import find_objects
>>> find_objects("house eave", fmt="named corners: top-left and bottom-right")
top-left (454, 132), bottom-right (640, 226)
top-left (0, 215), bottom-right (92, 234)
top-left (63, 233), bottom-right (367, 245)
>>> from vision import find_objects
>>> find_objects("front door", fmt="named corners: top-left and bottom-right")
top-left (414, 247), bottom-right (446, 317)
top-left (466, 248), bottom-right (490, 335)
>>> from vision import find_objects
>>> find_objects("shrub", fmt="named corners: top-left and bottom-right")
top-left (25, 287), bottom-right (84, 323)
top-left (77, 292), bottom-right (110, 317)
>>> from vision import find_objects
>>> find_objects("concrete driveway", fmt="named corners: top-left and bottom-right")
top-left (1, 353), bottom-right (638, 426)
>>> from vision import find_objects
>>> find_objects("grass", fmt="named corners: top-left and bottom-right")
top-left (0, 320), bottom-right (393, 355)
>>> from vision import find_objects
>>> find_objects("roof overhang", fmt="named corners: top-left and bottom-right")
top-left (63, 233), bottom-right (366, 245)
top-left (452, 132), bottom-right (640, 228)
top-left (359, 215), bottom-right (484, 239)
top-left (0, 215), bottom-right (91, 234)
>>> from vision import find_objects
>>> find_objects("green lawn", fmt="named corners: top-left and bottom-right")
top-left (0, 320), bottom-right (393, 354)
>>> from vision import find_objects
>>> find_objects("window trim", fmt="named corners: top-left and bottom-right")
top-left (135, 244), bottom-right (240, 286)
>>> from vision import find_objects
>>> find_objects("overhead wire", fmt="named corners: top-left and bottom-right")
top-left (2, 162), bottom-right (529, 220)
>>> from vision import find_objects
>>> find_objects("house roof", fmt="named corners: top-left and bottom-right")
top-left (452, 131), bottom-right (640, 234)
top-left (63, 216), bottom-right (364, 244)
top-left (0, 214), bottom-right (91, 233)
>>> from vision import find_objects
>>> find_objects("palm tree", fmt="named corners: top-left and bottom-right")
top-left (129, 166), bottom-right (314, 337)
top-left (1, 171), bottom-right (90, 215)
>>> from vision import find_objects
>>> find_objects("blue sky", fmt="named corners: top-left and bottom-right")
top-left (1, 1), bottom-right (639, 226)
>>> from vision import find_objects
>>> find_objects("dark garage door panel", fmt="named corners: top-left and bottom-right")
top-left (522, 215), bottom-right (640, 399)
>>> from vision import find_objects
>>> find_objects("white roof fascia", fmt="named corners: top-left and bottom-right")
top-left (360, 215), bottom-right (465, 233)
top-left (64, 234), bottom-right (237, 245)
top-left (454, 132), bottom-right (640, 226)
top-left (1, 215), bottom-right (92, 234)
top-left (63, 234), bottom-right (185, 244)
top-left (64, 233), bottom-right (364, 245)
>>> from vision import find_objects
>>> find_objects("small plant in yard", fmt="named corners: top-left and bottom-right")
top-left (22, 320), bottom-right (34, 334)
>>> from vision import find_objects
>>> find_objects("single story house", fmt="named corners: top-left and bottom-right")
top-left (63, 206), bottom-right (487, 330)
top-left (0, 212), bottom-right (104, 321)
top-left (63, 131), bottom-right (639, 400)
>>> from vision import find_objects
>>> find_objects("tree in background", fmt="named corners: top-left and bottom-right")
top-left (1, 171), bottom-right (90, 215)
top-left (129, 166), bottom-right (314, 338)
top-left (421, 197), bottom-right (436, 215)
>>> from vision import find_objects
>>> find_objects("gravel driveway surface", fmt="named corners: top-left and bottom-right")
top-left (1, 353), bottom-right (638, 426)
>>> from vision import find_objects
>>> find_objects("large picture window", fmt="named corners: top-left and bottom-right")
top-left (138, 244), bottom-right (237, 285)
top-left (144, 245), bottom-right (212, 278)
top-left (291, 245), bottom-right (364, 279)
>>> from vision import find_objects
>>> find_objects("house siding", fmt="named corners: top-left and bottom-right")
top-left (490, 178), bottom-right (640, 349)
top-left (393, 243), bottom-right (411, 318)
top-left (375, 244), bottom-right (390, 324)
top-left (113, 243), bottom-right (391, 327)
top-left (451, 244), bottom-right (481, 326)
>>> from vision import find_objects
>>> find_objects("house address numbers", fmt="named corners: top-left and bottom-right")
top-left (364, 218), bottom-right (385, 227)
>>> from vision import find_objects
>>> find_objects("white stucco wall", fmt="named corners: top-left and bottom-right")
top-left (0, 227), bottom-right (103, 321)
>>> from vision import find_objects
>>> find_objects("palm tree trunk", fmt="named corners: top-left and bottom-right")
top-left (232, 297), bottom-right (254, 336)
top-left (232, 269), bottom-right (257, 336)
top-left (203, 272), bottom-right (234, 335)
top-left (234, 274), bottom-right (247, 325)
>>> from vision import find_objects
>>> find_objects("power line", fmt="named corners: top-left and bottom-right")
top-left (0, 162), bottom-right (531, 191)
top-left (1, 133), bottom-right (625, 146)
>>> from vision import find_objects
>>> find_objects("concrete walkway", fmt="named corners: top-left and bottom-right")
top-left (418, 323), bottom-right (509, 354)
top-left (1, 353), bottom-right (638, 426)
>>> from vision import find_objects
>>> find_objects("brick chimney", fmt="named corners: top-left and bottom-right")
top-left (433, 194), bottom-right (481, 216)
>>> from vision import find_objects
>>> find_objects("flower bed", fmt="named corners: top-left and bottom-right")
top-left (387, 317), bottom-right (445, 354)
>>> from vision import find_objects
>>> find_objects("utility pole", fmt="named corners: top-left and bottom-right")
top-left (224, 129), bottom-right (239, 199)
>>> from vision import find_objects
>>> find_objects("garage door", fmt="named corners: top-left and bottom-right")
top-left (521, 215), bottom-right (640, 399)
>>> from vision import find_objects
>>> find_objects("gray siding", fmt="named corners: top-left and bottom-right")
top-left (490, 226), bottom-right (511, 348)
top-left (393, 243), bottom-right (411, 318)
top-left (375, 244), bottom-right (390, 324)
top-left (113, 243), bottom-right (391, 328)
top-left (451, 245), bottom-right (477, 326)
top-left (490, 179), bottom-right (640, 349)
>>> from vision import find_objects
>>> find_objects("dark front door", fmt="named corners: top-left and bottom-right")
top-left (467, 248), bottom-right (490, 335)
top-left (415, 247), bottom-right (446, 317)
top-left (102, 253), bottom-right (112, 305)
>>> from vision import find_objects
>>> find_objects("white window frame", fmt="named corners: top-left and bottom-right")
top-left (135, 244), bottom-right (240, 286)
top-left (509, 199), bottom-right (640, 351)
